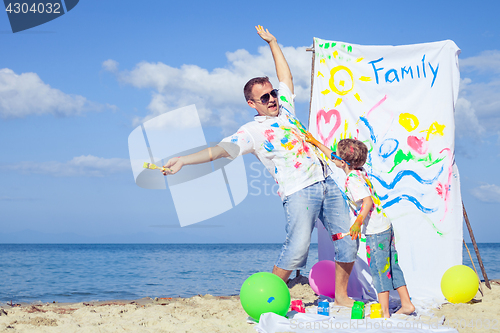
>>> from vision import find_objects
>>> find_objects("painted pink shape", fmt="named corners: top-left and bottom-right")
top-left (264, 129), bottom-right (275, 141)
top-left (366, 95), bottom-right (387, 118)
top-left (387, 271), bottom-right (392, 279)
top-left (366, 245), bottom-right (371, 265)
top-left (316, 109), bottom-right (341, 145)
top-left (440, 148), bottom-right (452, 223)
top-left (407, 136), bottom-right (429, 154)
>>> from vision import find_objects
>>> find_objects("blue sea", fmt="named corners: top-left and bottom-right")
top-left (0, 243), bottom-right (498, 304)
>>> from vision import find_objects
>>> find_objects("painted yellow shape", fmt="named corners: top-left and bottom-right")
top-left (382, 257), bottom-right (390, 273)
top-left (321, 89), bottom-right (331, 95)
top-left (320, 58), bottom-right (326, 64)
top-left (359, 76), bottom-right (372, 81)
top-left (317, 71), bottom-right (324, 77)
top-left (282, 142), bottom-right (294, 150)
top-left (332, 50), bottom-right (338, 58)
top-left (343, 119), bottom-right (348, 138)
top-left (399, 113), bottom-right (419, 132)
top-left (356, 57), bottom-right (364, 62)
top-left (421, 121), bottom-right (446, 140)
top-left (339, 80), bottom-right (345, 87)
top-left (354, 93), bottom-right (362, 102)
top-left (329, 66), bottom-right (354, 96)
top-left (334, 98), bottom-right (342, 107)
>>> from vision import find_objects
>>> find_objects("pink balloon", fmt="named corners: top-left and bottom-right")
top-left (309, 260), bottom-right (336, 297)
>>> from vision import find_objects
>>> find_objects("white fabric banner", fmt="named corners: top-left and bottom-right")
top-left (310, 38), bottom-right (463, 298)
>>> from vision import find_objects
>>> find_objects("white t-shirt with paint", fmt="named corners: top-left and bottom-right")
top-left (218, 82), bottom-right (330, 199)
top-left (344, 168), bottom-right (391, 235)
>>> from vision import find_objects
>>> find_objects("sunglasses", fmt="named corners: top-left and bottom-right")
top-left (254, 89), bottom-right (278, 105)
top-left (331, 152), bottom-right (350, 165)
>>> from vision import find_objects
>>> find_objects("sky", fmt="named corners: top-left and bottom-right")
top-left (1, 0), bottom-right (499, 243)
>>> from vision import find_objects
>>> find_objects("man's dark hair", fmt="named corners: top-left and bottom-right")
top-left (337, 139), bottom-right (368, 169)
top-left (244, 76), bottom-right (271, 101)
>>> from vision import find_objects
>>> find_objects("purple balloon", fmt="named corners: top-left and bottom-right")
top-left (309, 260), bottom-right (336, 298)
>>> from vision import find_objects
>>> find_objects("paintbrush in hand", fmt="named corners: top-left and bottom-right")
top-left (143, 162), bottom-right (171, 173)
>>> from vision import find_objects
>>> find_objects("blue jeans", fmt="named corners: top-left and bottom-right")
top-left (275, 176), bottom-right (358, 271)
top-left (365, 226), bottom-right (406, 293)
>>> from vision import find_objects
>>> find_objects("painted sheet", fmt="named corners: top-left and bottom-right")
top-left (310, 38), bottom-right (463, 298)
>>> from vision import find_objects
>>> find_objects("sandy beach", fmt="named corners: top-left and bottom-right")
top-left (1, 279), bottom-right (498, 333)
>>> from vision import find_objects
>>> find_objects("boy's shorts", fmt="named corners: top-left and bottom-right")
top-left (366, 226), bottom-right (406, 293)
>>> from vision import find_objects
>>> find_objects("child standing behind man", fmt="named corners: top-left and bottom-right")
top-left (306, 133), bottom-right (415, 318)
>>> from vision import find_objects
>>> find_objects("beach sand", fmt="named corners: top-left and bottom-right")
top-left (431, 280), bottom-right (500, 333)
top-left (1, 278), bottom-right (498, 333)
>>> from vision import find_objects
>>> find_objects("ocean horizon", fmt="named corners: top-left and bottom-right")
top-left (1, 243), bottom-right (498, 304)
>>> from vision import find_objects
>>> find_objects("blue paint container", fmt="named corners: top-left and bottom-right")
top-left (317, 300), bottom-right (330, 316)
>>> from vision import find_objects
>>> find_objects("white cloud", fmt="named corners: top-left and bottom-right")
top-left (102, 59), bottom-right (119, 73)
top-left (458, 51), bottom-right (500, 136)
top-left (0, 68), bottom-right (114, 118)
top-left (0, 155), bottom-right (131, 177)
top-left (454, 92), bottom-right (485, 139)
top-left (460, 50), bottom-right (500, 74)
top-left (103, 45), bottom-right (312, 133)
top-left (470, 184), bottom-right (500, 203)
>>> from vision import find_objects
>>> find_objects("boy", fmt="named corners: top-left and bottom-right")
top-left (305, 134), bottom-right (415, 318)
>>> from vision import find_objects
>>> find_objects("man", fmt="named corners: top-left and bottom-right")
top-left (163, 26), bottom-right (358, 307)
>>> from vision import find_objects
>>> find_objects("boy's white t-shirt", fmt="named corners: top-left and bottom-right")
top-left (344, 168), bottom-right (391, 235)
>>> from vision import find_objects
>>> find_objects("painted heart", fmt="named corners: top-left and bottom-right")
top-left (316, 109), bottom-right (341, 145)
top-left (407, 135), bottom-right (428, 154)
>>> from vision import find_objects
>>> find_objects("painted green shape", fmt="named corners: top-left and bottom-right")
top-left (328, 55), bottom-right (331, 59)
top-left (341, 44), bottom-right (345, 48)
top-left (388, 149), bottom-right (446, 173)
top-left (331, 42), bottom-right (337, 47)
top-left (329, 138), bottom-right (339, 153)
top-left (280, 95), bottom-right (289, 104)
top-left (394, 253), bottom-right (398, 263)
top-left (378, 243), bottom-right (384, 250)
top-left (319, 43), bottom-right (324, 48)
top-left (361, 238), bottom-right (366, 243)
top-left (347, 45), bottom-right (353, 52)
top-left (325, 42), bottom-right (330, 49)
top-left (362, 140), bottom-right (373, 153)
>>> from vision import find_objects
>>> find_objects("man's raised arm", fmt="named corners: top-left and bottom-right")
top-left (256, 25), bottom-right (293, 94)
top-left (162, 146), bottom-right (230, 175)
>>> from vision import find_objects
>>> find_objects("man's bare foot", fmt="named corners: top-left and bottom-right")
top-left (333, 296), bottom-right (355, 307)
top-left (395, 304), bottom-right (415, 315)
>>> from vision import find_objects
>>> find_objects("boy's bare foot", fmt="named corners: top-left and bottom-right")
top-left (333, 296), bottom-right (355, 307)
top-left (395, 304), bottom-right (415, 315)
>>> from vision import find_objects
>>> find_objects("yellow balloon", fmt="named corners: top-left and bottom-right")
top-left (441, 265), bottom-right (479, 304)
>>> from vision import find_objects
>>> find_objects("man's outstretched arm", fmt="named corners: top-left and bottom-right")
top-left (256, 25), bottom-right (293, 94)
top-left (162, 146), bottom-right (230, 175)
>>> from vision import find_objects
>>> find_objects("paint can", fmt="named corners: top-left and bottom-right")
top-left (317, 300), bottom-right (330, 316)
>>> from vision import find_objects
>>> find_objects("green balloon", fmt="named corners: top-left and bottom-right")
top-left (240, 272), bottom-right (291, 322)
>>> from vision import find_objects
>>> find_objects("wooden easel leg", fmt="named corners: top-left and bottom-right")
top-left (463, 202), bottom-right (491, 289)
